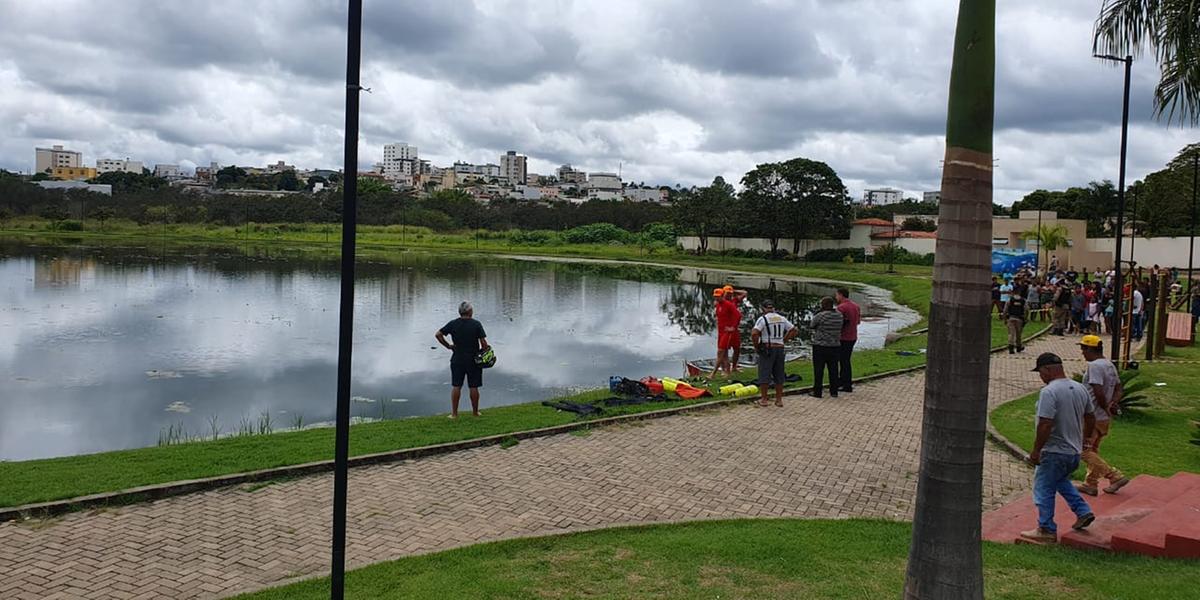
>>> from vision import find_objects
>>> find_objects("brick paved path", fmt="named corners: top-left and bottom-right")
top-left (0, 334), bottom-right (1085, 599)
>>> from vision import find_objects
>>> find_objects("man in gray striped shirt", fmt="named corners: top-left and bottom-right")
top-left (751, 299), bottom-right (798, 407)
top-left (809, 296), bottom-right (845, 398)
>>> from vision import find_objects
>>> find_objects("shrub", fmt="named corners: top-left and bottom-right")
top-left (872, 244), bottom-right (934, 266)
top-left (51, 219), bottom-right (84, 231)
top-left (508, 229), bottom-right (560, 246)
top-left (805, 247), bottom-right (866, 263)
top-left (562, 222), bottom-right (631, 244)
top-left (639, 222), bottom-right (677, 245)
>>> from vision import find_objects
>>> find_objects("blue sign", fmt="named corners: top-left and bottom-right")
top-left (992, 249), bottom-right (1037, 275)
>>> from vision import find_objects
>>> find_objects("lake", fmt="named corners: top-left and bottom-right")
top-left (0, 241), bottom-right (918, 460)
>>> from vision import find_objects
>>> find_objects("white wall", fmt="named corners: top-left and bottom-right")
top-left (1086, 237), bottom-right (1200, 271)
top-left (678, 234), bottom-right (937, 257)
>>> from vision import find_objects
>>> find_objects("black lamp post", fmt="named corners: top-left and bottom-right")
top-left (1189, 152), bottom-right (1197, 298)
top-left (1095, 53), bottom-right (1132, 364)
top-left (331, 1), bottom-right (363, 598)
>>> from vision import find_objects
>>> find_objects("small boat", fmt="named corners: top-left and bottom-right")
top-left (684, 349), bottom-right (806, 377)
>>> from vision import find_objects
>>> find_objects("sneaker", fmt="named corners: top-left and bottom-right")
top-left (1104, 477), bottom-right (1131, 494)
top-left (1075, 483), bottom-right (1098, 496)
top-left (1072, 513), bottom-right (1096, 531)
top-left (1019, 528), bottom-right (1057, 543)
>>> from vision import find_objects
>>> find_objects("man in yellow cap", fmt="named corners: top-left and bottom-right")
top-left (1077, 335), bottom-right (1131, 495)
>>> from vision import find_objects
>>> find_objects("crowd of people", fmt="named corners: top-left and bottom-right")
top-left (992, 255), bottom-right (1200, 350)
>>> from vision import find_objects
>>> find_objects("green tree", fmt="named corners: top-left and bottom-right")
top-left (0, 206), bottom-right (12, 228)
top-left (1020, 223), bottom-right (1070, 267)
top-left (89, 206), bottom-right (117, 231)
top-left (741, 159), bottom-right (849, 256)
top-left (357, 177), bottom-right (392, 197)
top-left (901, 216), bottom-right (938, 232)
top-left (30, 172), bottom-right (50, 181)
top-left (1133, 143), bottom-right (1199, 236)
top-left (671, 177), bottom-right (737, 253)
top-left (1094, 0), bottom-right (1200, 124)
top-left (37, 204), bottom-right (69, 224)
top-left (215, 166), bottom-right (247, 187)
top-left (905, 1), bottom-right (994, 598)
top-left (306, 175), bottom-right (327, 191)
top-left (90, 171), bottom-right (167, 194)
top-left (277, 170), bottom-right (301, 191)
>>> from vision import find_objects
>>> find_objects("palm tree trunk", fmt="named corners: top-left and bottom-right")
top-left (904, 2), bottom-right (994, 599)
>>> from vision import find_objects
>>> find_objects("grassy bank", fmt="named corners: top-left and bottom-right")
top-left (990, 344), bottom-right (1200, 479)
top-left (0, 222), bottom-right (1023, 508)
top-left (234, 519), bottom-right (1199, 599)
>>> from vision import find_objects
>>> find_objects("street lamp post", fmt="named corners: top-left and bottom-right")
top-left (1189, 153), bottom-right (1198, 298)
top-left (1095, 53), bottom-right (1132, 364)
top-left (1129, 187), bottom-right (1138, 264)
top-left (1036, 208), bottom-right (1043, 273)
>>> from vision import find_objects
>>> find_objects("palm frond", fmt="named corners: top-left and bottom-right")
top-left (1094, 0), bottom-right (1200, 125)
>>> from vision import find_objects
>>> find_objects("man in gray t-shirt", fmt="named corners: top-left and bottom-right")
top-left (1077, 336), bottom-right (1130, 496)
top-left (1021, 353), bottom-right (1096, 543)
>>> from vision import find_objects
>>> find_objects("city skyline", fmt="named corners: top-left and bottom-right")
top-left (0, 0), bottom-right (1193, 204)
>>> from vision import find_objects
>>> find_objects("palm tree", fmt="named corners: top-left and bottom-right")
top-left (1094, 0), bottom-right (1200, 124)
top-left (904, 2), bottom-right (994, 599)
top-left (1020, 223), bottom-right (1070, 268)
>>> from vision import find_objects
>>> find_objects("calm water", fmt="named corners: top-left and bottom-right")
top-left (0, 242), bottom-right (917, 460)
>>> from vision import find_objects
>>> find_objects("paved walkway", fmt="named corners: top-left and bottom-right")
top-left (0, 333), bottom-right (1085, 600)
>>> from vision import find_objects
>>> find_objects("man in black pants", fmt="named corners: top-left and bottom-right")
top-left (809, 296), bottom-right (845, 398)
top-left (834, 287), bottom-right (860, 393)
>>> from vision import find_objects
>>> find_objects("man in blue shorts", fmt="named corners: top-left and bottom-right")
top-left (435, 301), bottom-right (490, 418)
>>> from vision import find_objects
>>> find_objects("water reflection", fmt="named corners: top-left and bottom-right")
top-left (0, 241), bottom-right (915, 460)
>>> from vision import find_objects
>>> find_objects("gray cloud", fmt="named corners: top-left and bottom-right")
top-left (0, 0), bottom-right (1190, 204)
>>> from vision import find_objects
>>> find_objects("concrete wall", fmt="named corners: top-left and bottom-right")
top-left (678, 235), bottom-right (936, 257)
top-left (1086, 236), bottom-right (1200, 271)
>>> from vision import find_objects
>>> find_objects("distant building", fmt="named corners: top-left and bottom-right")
top-left (587, 172), bottom-right (621, 191)
top-left (154, 164), bottom-right (181, 178)
top-left (194, 162), bottom-right (220, 183)
top-left (35, 145), bottom-right (81, 173)
top-left (862, 187), bottom-right (904, 206)
top-left (500, 150), bottom-right (527, 185)
top-left (923, 191), bottom-right (941, 204)
top-left (381, 159), bottom-right (416, 182)
top-left (36, 180), bottom-right (111, 195)
top-left (50, 166), bottom-right (97, 181)
top-left (266, 160), bottom-right (295, 173)
top-left (384, 143), bottom-right (417, 162)
top-left (96, 158), bottom-right (143, 174)
top-left (623, 187), bottom-right (668, 203)
top-left (452, 162), bottom-right (501, 178)
top-left (557, 164), bottom-right (587, 185)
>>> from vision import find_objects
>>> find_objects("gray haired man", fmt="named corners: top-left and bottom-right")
top-left (435, 301), bottom-right (490, 418)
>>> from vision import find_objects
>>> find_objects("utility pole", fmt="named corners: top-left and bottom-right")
top-left (1094, 53), bottom-right (1132, 364)
top-left (330, 1), bottom-right (362, 598)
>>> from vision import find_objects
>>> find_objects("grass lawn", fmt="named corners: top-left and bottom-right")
top-left (990, 344), bottom-right (1200, 479)
top-left (234, 519), bottom-right (1200, 600)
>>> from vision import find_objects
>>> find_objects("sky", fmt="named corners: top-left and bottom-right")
top-left (0, 0), bottom-right (1194, 204)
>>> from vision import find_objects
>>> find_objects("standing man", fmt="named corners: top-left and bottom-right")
top-left (1131, 284), bottom-right (1145, 341)
top-left (751, 299), bottom-right (798, 407)
top-left (1004, 282), bottom-right (1027, 353)
top-left (834, 287), bottom-right (860, 392)
top-left (1077, 335), bottom-right (1131, 496)
top-left (711, 285), bottom-right (748, 377)
top-left (999, 276), bottom-right (1014, 321)
top-left (1052, 281), bottom-right (1071, 336)
top-left (809, 297), bottom-right (844, 399)
top-left (435, 301), bottom-right (490, 418)
top-left (1021, 353), bottom-right (1097, 543)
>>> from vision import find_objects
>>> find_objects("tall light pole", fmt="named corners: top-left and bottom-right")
top-left (1189, 152), bottom-right (1197, 298)
top-left (331, 1), bottom-right (363, 598)
top-left (1129, 187), bottom-right (1138, 264)
top-left (1036, 207), bottom-right (1043, 273)
top-left (1095, 53), bottom-right (1132, 364)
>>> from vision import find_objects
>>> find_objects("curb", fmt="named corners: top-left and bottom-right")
top-left (0, 325), bottom-right (1051, 523)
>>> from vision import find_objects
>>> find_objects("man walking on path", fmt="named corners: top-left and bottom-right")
top-left (809, 296), bottom-right (844, 399)
top-left (435, 301), bottom-right (490, 418)
top-left (834, 287), bottom-right (860, 392)
top-left (710, 285), bottom-right (747, 377)
top-left (1004, 282), bottom-right (1028, 353)
top-left (1131, 285), bottom-right (1145, 341)
top-left (1077, 335), bottom-right (1131, 496)
top-left (751, 299), bottom-right (797, 407)
top-left (1021, 352), bottom-right (1097, 543)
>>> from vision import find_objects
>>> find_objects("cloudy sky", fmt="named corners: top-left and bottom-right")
top-left (0, 0), bottom-right (1194, 203)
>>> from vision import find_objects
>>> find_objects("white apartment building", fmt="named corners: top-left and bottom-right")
top-left (556, 164), bottom-right (587, 185)
top-left (384, 143), bottom-right (417, 163)
top-left (154, 164), bottom-right (182, 178)
top-left (500, 151), bottom-right (527, 185)
top-left (923, 191), bottom-right (941, 204)
top-left (623, 187), bottom-right (667, 203)
top-left (452, 162), bottom-right (501, 178)
top-left (381, 159), bottom-right (416, 181)
top-left (587, 172), bottom-right (622, 191)
top-left (35, 145), bottom-right (82, 173)
top-left (863, 187), bottom-right (904, 206)
top-left (96, 158), bottom-right (144, 174)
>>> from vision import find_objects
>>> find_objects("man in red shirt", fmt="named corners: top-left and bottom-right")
top-left (834, 287), bottom-right (861, 393)
top-left (711, 284), bottom-right (747, 377)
